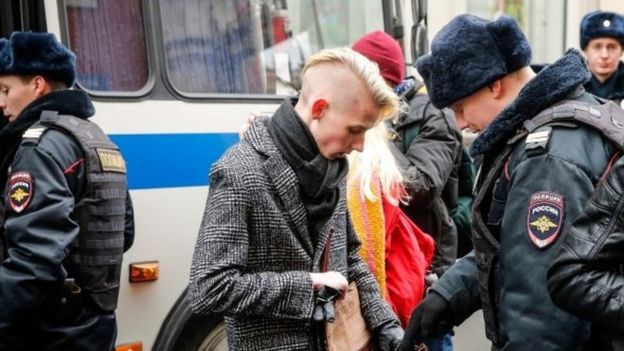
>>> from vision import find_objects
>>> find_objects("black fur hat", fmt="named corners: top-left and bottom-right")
top-left (580, 10), bottom-right (624, 49)
top-left (416, 15), bottom-right (531, 109)
top-left (0, 32), bottom-right (76, 87)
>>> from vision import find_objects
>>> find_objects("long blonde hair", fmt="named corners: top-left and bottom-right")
top-left (347, 122), bottom-right (407, 206)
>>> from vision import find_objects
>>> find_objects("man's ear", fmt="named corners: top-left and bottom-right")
top-left (32, 75), bottom-right (52, 97)
top-left (311, 99), bottom-right (328, 120)
top-left (488, 80), bottom-right (503, 99)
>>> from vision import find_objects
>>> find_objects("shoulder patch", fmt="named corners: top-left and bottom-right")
top-left (526, 191), bottom-right (564, 249)
top-left (96, 148), bottom-right (126, 173)
top-left (8, 171), bottom-right (34, 213)
top-left (22, 127), bottom-right (45, 140)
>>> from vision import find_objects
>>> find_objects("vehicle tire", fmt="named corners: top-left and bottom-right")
top-left (170, 314), bottom-right (228, 351)
top-left (152, 290), bottom-right (229, 351)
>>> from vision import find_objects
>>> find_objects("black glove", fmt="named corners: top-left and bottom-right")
top-left (400, 291), bottom-right (453, 350)
top-left (376, 320), bottom-right (404, 351)
top-left (312, 286), bottom-right (340, 322)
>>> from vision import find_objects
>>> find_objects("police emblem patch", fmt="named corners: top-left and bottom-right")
top-left (527, 192), bottom-right (564, 249)
top-left (8, 171), bottom-right (34, 213)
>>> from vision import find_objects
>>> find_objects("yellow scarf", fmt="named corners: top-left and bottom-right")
top-left (346, 180), bottom-right (387, 297)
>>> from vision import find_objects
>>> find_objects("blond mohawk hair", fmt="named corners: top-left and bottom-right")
top-left (302, 47), bottom-right (400, 121)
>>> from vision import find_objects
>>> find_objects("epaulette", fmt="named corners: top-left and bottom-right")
top-left (525, 126), bottom-right (552, 155)
top-left (21, 126), bottom-right (46, 143)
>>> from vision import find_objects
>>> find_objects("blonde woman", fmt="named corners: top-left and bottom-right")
top-left (347, 122), bottom-right (434, 327)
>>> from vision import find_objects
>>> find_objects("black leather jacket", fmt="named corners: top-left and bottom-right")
top-left (548, 155), bottom-right (624, 351)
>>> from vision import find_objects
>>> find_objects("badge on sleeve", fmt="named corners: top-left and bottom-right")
top-left (527, 192), bottom-right (564, 249)
top-left (8, 171), bottom-right (34, 213)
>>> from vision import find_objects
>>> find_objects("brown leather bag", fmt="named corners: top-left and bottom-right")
top-left (322, 237), bottom-right (374, 351)
top-left (325, 281), bottom-right (374, 351)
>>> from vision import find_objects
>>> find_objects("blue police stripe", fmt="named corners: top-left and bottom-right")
top-left (109, 133), bottom-right (239, 190)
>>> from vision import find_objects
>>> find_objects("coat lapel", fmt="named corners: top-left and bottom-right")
top-left (263, 154), bottom-right (314, 256)
top-left (312, 183), bottom-right (345, 269)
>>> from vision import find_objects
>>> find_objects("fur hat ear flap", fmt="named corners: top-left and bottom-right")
top-left (415, 55), bottom-right (434, 94)
top-left (0, 39), bottom-right (11, 70)
top-left (0, 32), bottom-right (76, 87)
top-left (486, 16), bottom-right (532, 73)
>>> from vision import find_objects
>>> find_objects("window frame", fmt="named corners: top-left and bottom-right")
top-left (57, 0), bottom-right (156, 100)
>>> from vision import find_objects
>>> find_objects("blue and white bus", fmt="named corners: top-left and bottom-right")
top-left (2, 0), bottom-right (622, 350)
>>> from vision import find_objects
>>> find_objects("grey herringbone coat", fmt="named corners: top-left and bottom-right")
top-left (189, 116), bottom-right (398, 350)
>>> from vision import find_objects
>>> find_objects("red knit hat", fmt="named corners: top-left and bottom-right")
top-left (352, 31), bottom-right (405, 86)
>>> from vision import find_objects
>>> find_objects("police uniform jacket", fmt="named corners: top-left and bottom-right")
top-left (189, 113), bottom-right (398, 351)
top-left (431, 50), bottom-right (615, 351)
top-left (388, 91), bottom-right (462, 277)
top-left (0, 90), bottom-right (132, 351)
top-left (548, 151), bottom-right (624, 351)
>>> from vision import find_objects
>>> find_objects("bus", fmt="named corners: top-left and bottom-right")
top-left (0, 0), bottom-right (421, 350)
top-left (2, 1), bottom-right (622, 350)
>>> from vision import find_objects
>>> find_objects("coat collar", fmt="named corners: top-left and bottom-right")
top-left (471, 49), bottom-right (591, 157)
top-left (585, 61), bottom-right (624, 100)
top-left (244, 114), bottom-right (344, 263)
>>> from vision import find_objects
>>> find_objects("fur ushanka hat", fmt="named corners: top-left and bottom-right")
top-left (416, 15), bottom-right (531, 109)
top-left (0, 31), bottom-right (76, 87)
top-left (580, 10), bottom-right (624, 50)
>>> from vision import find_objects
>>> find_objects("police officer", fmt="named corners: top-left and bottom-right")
top-left (580, 10), bottom-right (624, 104)
top-left (401, 15), bottom-right (619, 351)
top-left (0, 32), bottom-right (132, 350)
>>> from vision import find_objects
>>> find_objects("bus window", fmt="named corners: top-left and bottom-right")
top-left (158, 0), bottom-right (384, 96)
top-left (64, 0), bottom-right (150, 92)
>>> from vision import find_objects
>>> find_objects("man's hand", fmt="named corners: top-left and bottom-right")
top-left (376, 320), bottom-right (404, 351)
top-left (238, 111), bottom-right (261, 139)
top-left (401, 292), bottom-right (453, 350)
top-left (309, 272), bottom-right (348, 293)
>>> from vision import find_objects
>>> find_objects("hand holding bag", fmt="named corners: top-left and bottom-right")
top-left (321, 236), bottom-right (373, 351)
top-left (324, 281), bottom-right (374, 351)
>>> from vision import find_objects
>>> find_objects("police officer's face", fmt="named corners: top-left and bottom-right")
top-left (0, 75), bottom-right (39, 123)
top-left (451, 84), bottom-right (504, 133)
top-left (584, 37), bottom-right (623, 83)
